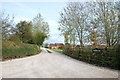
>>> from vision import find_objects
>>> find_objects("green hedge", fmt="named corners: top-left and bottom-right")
top-left (2, 41), bottom-right (40, 60)
top-left (63, 45), bottom-right (120, 70)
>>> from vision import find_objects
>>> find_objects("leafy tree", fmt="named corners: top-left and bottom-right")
top-left (16, 21), bottom-right (33, 43)
top-left (33, 31), bottom-right (47, 48)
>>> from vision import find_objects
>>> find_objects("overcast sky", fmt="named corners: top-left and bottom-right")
top-left (1, 2), bottom-right (67, 44)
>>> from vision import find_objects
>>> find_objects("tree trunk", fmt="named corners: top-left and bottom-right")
top-left (73, 34), bottom-right (76, 45)
top-left (64, 33), bottom-right (68, 43)
top-left (103, 2), bottom-right (111, 47)
top-left (78, 32), bottom-right (83, 48)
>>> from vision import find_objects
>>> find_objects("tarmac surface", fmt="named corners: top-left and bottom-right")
top-left (1, 48), bottom-right (119, 78)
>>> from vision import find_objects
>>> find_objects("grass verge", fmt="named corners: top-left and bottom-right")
top-left (47, 50), bottom-right (52, 53)
top-left (51, 49), bottom-right (63, 53)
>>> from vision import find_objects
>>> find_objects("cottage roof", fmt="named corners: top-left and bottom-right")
top-left (55, 43), bottom-right (64, 45)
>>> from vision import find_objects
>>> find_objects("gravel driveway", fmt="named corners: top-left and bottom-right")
top-left (0, 48), bottom-right (119, 78)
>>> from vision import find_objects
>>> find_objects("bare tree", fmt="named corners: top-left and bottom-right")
top-left (88, 2), bottom-right (119, 47)
top-left (59, 2), bottom-right (89, 47)
top-left (0, 10), bottom-right (14, 40)
top-left (32, 13), bottom-right (49, 37)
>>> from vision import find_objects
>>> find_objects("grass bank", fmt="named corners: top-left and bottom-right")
top-left (2, 41), bottom-right (41, 61)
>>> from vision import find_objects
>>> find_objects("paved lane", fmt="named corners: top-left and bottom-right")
top-left (1, 48), bottom-right (119, 78)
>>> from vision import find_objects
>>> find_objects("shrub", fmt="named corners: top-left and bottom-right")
top-left (33, 31), bottom-right (47, 48)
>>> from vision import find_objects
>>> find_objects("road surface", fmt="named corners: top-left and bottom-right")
top-left (0, 48), bottom-right (119, 78)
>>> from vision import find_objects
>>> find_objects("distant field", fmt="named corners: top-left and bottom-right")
top-left (51, 49), bottom-right (63, 53)
top-left (2, 41), bottom-right (41, 61)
